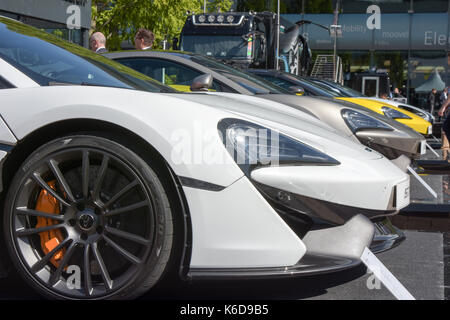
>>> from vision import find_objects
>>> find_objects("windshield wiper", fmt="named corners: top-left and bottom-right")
top-left (48, 81), bottom-right (126, 89)
top-left (48, 81), bottom-right (104, 87)
top-left (48, 81), bottom-right (77, 86)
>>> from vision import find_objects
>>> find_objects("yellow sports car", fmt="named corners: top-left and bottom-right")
top-left (337, 97), bottom-right (432, 135)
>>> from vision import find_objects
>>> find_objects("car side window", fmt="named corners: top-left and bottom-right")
top-left (117, 57), bottom-right (221, 92)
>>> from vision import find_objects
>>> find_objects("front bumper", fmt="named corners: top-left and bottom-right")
top-left (250, 164), bottom-right (410, 226)
top-left (397, 119), bottom-right (432, 136)
top-left (414, 159), bottom-right (450, 175)
top-left (370, 218), bottom-right (406, 253)
top-left (189, 214), bottom-right (374, 279)
top-left (355, 130), bottom-right (425, 160)
top-left (182, 159), bottom-right (408, 275)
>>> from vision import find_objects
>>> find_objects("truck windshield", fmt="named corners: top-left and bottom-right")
top-left (181, 35), bottom-right (248, 59)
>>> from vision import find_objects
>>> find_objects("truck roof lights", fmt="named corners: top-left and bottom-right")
top-left (192, 14), bottom-right (244, 26)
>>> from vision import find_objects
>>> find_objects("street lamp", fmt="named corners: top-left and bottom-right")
top-left (275, 0), bottom-right (280, 70)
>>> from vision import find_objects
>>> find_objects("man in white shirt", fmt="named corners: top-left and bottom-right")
top-left (134, 29), bottom-right (154, 50)
top-left (90, 32), bottom-right (107, 53)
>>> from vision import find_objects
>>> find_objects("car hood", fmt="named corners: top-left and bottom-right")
top-left (167, 92), bottom-right (384, 160)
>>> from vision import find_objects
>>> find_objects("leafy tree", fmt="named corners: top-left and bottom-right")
top-left (92, 0), bottom-right (233, 50)
top-left (207, 0), bottom-right (233, 12)
top-left (303, 0), bottom-right (333, 14)
top-left (236, 0), bottom-right (333, 14)
top-left (236, 0), bottom-right (280, 12)
top-left (92, 0), bottom-right (203, 50)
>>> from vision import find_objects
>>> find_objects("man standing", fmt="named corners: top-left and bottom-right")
top-left (90, 32), bottom-right (107, 53)
top-left (438, 96), bottom-right (450, 153)
top-left (437, 53), bottom-right (450, 154)
top-left (134, 29), bottom-right (154, 50)
top-left (429, 88), bottom-right (437, 115)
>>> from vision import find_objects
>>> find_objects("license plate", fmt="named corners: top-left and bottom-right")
top-left (420, 140), bottom-right (426, 155)
top-left (396, 179), bottom-right (410, 209)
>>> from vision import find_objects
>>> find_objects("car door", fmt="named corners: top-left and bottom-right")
top-left (116, 57), bottom-right (226, 92)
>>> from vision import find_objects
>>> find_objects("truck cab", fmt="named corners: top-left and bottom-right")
top-left (179, 12), bottom-right (309, 75)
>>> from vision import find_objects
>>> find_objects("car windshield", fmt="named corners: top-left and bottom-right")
top-left (282, 74), bottom-right (341, 97)
top-left (188, 54), bottom-right (291, 95)
top-left (311, 79), bottom-right (366, 97)
top-left (181, 35), bottom-right (248, 59)
top-left (0, 17), bottom-right (176, 93)
top-left (253, 71), bottom-right (339, 98)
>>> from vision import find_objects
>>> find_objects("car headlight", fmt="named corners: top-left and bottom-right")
top-left (381, 106), bottom-right (412, 119)
top-left (341, 109), bottom-right (393, 133)
top-left (218, 118), bottom-right (339, 175)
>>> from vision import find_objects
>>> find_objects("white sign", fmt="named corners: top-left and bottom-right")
top-left (366, 5), bottom-right (381, 30)
top-left (407, 165), bottom-right (438, 199)
top-left (66, 5), bottom-right (81, 30)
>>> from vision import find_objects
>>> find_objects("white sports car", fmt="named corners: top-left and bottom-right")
top-left (0, 17), bottom-right (410, 299)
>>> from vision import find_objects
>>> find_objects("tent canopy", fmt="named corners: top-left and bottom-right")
top-left (415, 68), bottom-right (446, 93)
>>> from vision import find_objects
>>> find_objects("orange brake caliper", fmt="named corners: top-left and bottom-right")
top-left (35, 180), bottom-right (66, 267)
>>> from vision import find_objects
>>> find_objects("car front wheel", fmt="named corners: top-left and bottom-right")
top-left (3, 134), bottom-right (174, 299)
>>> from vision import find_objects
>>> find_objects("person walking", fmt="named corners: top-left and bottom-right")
top-left (428, 88), bottom-right (437, 115)
top-left (439, 52), bottom-right (450, 157)
top-left (438, 96), bottom-right (450, 155)
top-left (90, 32), bottom-right (107, 53)
top-left (134, 29), bottom-right (154, 50)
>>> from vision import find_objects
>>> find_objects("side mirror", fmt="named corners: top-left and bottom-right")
top-left (190, 73), bottom-right (213, 92)
top-left (289, 86), bottom-right (305, 95)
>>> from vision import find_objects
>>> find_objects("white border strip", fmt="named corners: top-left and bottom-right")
top-left (361, 247), bottom-right (415, 300)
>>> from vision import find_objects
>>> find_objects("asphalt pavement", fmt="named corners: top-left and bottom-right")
top-left (0, 146), bottom-right (447, 300)
top-left (0, 230), bottom-right (445, 300)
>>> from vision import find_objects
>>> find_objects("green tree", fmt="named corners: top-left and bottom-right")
top-left (236, 0), bottom-right (270, 12)
top-left (92, 0), bottom-right (206, 50)
top-left (303, 0), bottom-right (333, 14)
top-left (236, 0), bottom-right (332, 14)
top-left (207, 0), bottom-right (233, 12)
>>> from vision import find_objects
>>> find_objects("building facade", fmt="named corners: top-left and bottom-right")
top-left (0, 0), bottom-right (92, 47)
top-left (236, 0), bottom-right (450, 108)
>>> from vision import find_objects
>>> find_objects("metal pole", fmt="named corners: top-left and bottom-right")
top-left (204, 0), bottom-right (206, 13)
top-left (275, 0), bottom-right (280, 70)
top-left (333, 2), bottom-right (339, 82)
top-left (333, 31), bottom-right (337, 82)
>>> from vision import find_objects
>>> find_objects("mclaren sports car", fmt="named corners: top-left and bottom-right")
top-left (0, 17), bottom-right (410, 299)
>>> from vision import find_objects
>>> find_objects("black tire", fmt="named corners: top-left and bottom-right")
top-left (3, 135), bottom-right (174, 300)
